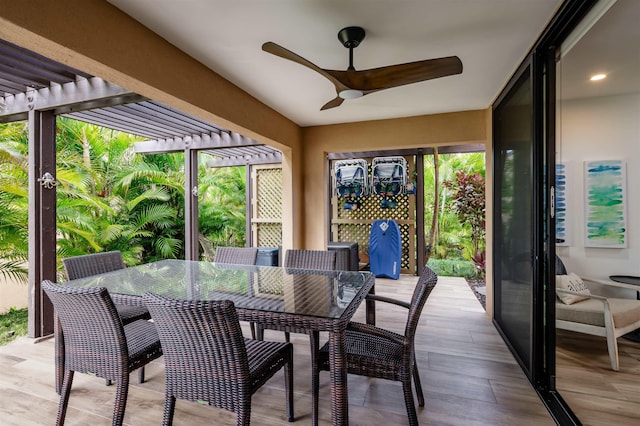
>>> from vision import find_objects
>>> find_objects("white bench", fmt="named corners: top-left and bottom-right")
top-left (556, 276), bottom-right (640, 371)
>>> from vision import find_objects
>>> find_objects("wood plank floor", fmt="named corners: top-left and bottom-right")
top-left (556, 329), bottom-right (640, 425)
top-left (0, 275), bottom-right (554, 425)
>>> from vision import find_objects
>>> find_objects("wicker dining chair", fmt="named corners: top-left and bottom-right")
top-left (62, 251), bottom-right (150, 325)
top-left (214, 246), bottom-right (259, 265)
top-left (284, 249), bottom-right (337, 273)
top-left (214, 246), bottom-right (259, 337)
top-left (256, 249), bottom-right (335, 424)
top-left (262, 249), bottom-right (337, 338)
top-left (314, 266), bottom-right (438, 426)
top-left (62, 251), bottom-right (150, 386)
top-left (143, 292), bottom-right (294, 426)
top-left (42, 280), bottom-right (163, 426)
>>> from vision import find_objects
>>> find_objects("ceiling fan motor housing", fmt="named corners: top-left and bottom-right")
top-left (338, 26), bottom-right (366, 48)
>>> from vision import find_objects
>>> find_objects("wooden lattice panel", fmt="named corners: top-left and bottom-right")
top-left (331, 157), bottom-right (417, 274)
top-left (251, 165), bottom-right (282, 247)
top-left (255, 223), bottom-right (283, 248)
top-left (255, 167), bottom-right (282, 218)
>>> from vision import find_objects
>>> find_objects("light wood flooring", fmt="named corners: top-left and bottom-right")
top-left (556, 329), bottom-right (640, 425)
top-left (0, 275), bottom-right (555, 425)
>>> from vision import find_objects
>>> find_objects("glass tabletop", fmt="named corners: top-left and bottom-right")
top-left (63, 259), bottom-right (374, 319)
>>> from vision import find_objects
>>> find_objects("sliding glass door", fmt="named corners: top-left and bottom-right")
top-left (492, 61), bottom-right (538, 376)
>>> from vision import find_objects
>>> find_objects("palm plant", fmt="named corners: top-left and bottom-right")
top-left (0, 122), bottom-right (29, 283)
top-left (55, 119), bottom-right (185, 264)
top-left (2, 117), bottom-right (249, 277)
top-left (197, 164), bottom-right (247, 255)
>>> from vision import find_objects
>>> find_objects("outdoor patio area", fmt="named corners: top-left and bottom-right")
top-left (0, 275), bottom-right (553, 425)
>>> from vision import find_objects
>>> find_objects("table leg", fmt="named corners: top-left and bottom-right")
top-left (366, 283), bottom-right (375, 326)
top-left (329, 330), bottom-right (348, 425)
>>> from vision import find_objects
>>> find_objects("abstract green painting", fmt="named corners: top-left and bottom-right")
top-left (584, 160), bottom-right (627, 248)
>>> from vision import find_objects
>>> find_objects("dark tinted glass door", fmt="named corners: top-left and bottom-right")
top-left (493, 63), bottom-right (534, 375)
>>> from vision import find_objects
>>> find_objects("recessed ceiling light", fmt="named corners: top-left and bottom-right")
top-left (590, 73), bottom-right (607, 81)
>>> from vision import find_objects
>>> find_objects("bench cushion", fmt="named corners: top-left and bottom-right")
top-left (556, 297), bottom-right (640, 328)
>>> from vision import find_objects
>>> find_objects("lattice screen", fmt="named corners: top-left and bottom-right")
top-left (331, 156), bottom-right (417, 274)
top-left (251, 165), bottom-right (282, 247)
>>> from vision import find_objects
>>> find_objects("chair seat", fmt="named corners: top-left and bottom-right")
top-left (116, 304), bottom-right (151, 324)
top-left (124, 319), bottom-right (162, 363)
top-left (245, 338), bottom-right (292, 390)
top-left (556, 298), bottom-right (640, 328)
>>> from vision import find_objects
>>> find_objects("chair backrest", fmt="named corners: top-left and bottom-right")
top-left (214, 247), bottom-right (258, 265)
top-left (143, 292), bottom-right (250, 409)
top-left (42, 280), bottom-right (128, 376)
top-left (284, 249), bottom-right (336, 271)
top-left (63, 250), bottom-right (125, 280)
top-left (555, 255), bottom-right (567, 275)
top-left (404, 266), bottom-right (438, 340)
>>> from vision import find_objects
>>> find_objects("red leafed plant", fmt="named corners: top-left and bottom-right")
top-left (444, 171), bottom-right (486, 277)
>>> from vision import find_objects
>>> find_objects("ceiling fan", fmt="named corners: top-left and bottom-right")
top-left (262, 26), bottom-right (463, 110)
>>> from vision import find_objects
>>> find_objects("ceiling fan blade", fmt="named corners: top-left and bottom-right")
top-left (326, 56), bottom-right (463, 92)
top-left (320, 96), bottom-right (345, 110)
top-left (262, 42), bottom-right (349, 92)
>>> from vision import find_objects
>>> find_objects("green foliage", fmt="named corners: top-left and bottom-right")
top-left (0, 308), bottom-right (28, 346)
top-left (198, 166), bottom-right (247, 249)
top-left (426, 258), bottom-right (477, 278)
top-left (423, 152), bottom-right (486, 270)
top-left (0, 118), bottom-right (247, 280)
top-left (444, 170), bottom-right (486, 275)
top-left (0, 122), bottom-right (29, 283)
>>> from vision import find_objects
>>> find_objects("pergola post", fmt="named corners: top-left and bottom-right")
top-left (245, 165), bottom-right (252, 247)
top-left (184, 147), bottom-right (199, 260)
top-left (416, 152), bottom-right (426, 268)
top-left (28, 108), bottom-right (57, 337)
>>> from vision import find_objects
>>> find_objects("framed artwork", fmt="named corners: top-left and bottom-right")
top-left (583, 160), bottom-right (627, 248)
top-left (555, 163), bottom-right (570, 246)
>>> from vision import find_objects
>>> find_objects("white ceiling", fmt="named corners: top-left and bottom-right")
top-left (107, 0), bottom-right (563, 127)
top-left (559, 0), bottom-right (640, 102)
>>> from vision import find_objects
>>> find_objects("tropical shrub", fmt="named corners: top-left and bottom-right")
top-left (0, 118), bottom-right (247, 281)
top-left (444, 170), bottom-right (486, 276)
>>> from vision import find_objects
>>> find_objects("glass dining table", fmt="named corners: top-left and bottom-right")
top-left (55, 259), bottom-right (375, 425)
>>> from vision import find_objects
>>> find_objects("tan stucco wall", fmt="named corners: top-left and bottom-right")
top-left (301, 110), bottom-right (490, 249)
top-left (0, 278), bottom-right (28, 314)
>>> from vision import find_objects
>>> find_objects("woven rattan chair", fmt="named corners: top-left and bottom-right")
top-left (284, 249), bottom-right (336, 273)
top-left (62, 251), bottom-right (150, 386)
top-left (255, 249), bottom-right (336, 346)
top-left (315, 266), bottom-right (438, 426)
top-left (214, 246), bottom-right (259, 337)
top-left (62, 251), bottom-right (150, 325)
top-left (143, 292), bottom-right (294, 426)
top-left (42, 280), bottom-right (163, 426)
top-left (258, 249), bottom-right (335, 424)
top-left (214, 246), bottom-right (259, 265)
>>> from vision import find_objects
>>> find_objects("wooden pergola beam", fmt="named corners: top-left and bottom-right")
top-left (133, 132), bottom-right (263, 154)
top-left (0, 77), bottom-right (143, 123)
top-left (207, 152), bottom-right (283, 168)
